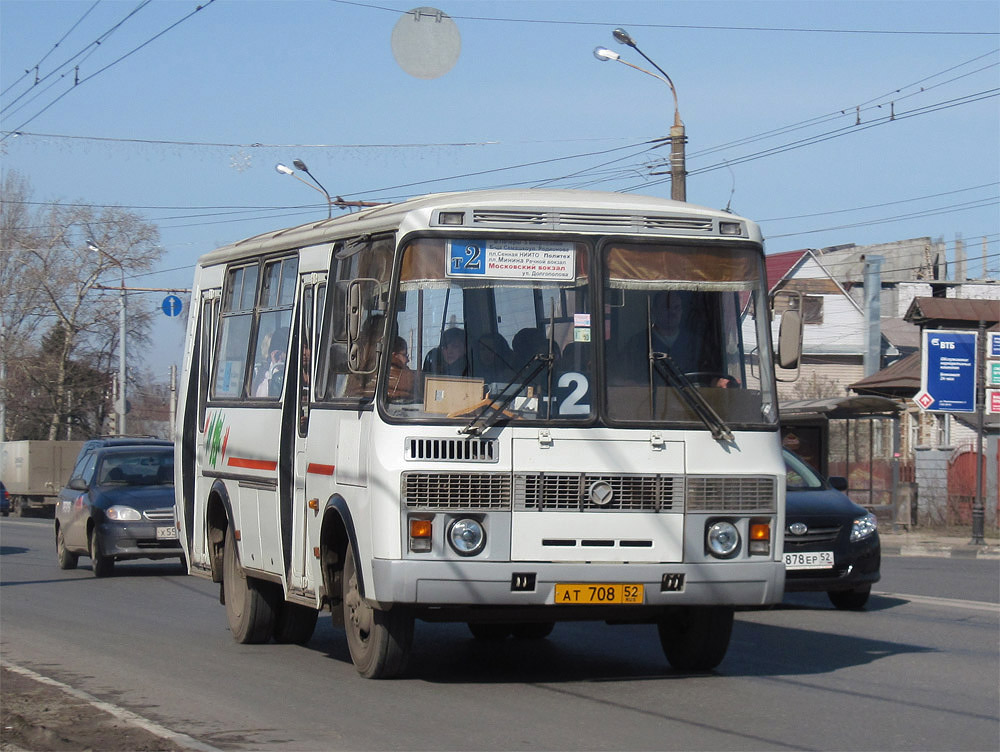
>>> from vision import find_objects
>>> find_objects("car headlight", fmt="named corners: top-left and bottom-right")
top-left (850, 512), bottom-right (878, 542)
top-left (447, 517), bottom-right (486, 556)
top-left (706, 520), bottom-right (741, 558)
top-left (106, 505), bottom-right (141, 521)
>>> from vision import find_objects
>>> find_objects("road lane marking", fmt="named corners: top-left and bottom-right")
top-left (1, 661), bottom-right (222, 752)
top-left (875, 591), bottom-right (1000, 613)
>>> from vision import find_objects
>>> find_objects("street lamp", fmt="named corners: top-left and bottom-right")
top-left (275, 159), bottom-right (333, 218)
top-left (594, 27), bottom-right (686, 201)
top-left (87, 240), bottom-right (127, 436)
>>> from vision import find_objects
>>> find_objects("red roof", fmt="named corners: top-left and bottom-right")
top-left (765, 249), bottom-right (808, 290)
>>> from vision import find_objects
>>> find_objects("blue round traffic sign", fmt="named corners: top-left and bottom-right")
top-left (162, 295), bottom-right (183, 317)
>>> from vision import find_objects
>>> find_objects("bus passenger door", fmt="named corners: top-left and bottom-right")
top-left (188, 289), bottom-right (219, 570)
top-left (290, 276), bottom-right (326, 593)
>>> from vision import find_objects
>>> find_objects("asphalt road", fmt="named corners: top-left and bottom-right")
top-left (2, 516), bottom-right (998, 752)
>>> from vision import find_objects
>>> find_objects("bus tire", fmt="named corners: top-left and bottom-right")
top-left (273, 602), bottom-right (319, 645)
top-left (342, 542), bottom-right (413, 679)
top-left (223, 528), bottom-right (278, 644)
top-left (467, 623), bottom-right (510, 640)
top-left (510, 622), bottom-right (554, 640)
top-left (56, 527), bottom-right (78, 570)
top-left (657, 606), bottom-right (733, 672)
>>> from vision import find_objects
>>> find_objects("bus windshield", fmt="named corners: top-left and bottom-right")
top-left (385, 237), bottom-right (592, 423)
top-left (602, 241), bottom-right (775, 428)
top-left (383, 236), bottom-right (775, 429)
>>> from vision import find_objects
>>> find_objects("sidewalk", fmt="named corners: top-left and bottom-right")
top-left (879, 528), bottom-right (1000, 559)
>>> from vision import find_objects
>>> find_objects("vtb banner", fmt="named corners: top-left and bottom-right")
top-left (914, 329), bottom-right (978, 413)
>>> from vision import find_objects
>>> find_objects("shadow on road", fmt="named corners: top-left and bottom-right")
top-left (303, 611), bottom-right (933, 684)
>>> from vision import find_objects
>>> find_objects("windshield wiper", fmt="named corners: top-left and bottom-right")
top-left (649, 350), bottom-right (734, 443)
top-left (459, 353), bottom-right (554, 436)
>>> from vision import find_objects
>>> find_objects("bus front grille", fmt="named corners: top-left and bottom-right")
top-left (402, 472), bottom-right (774, 513)
top-left (403, 473), bottom-right (511, 510)
top-left (514, 473), bottom-right (682, 512)
top-left (685, 476), bottom-right (776, 512)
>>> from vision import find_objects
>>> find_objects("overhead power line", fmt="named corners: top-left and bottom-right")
top-left (329, 0), bottom-right (1000, 36)
top-left (0, 0), bottom-right (217, 143)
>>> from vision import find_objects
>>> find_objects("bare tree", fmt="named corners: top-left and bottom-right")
top-left (1, 173), bottom-right (162, 440)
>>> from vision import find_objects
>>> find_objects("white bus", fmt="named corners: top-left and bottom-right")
top-left (175, 188), bottom-right (801, 678)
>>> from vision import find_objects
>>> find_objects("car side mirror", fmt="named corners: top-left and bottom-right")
top-left (68, 478), bottom-right (89, 492)
top-left (829, 476), bottom-right (848, 492)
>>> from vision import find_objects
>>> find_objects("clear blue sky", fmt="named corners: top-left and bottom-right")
top-left (2, 0), bottom-right (998, 378)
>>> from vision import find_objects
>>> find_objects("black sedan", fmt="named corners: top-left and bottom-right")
top-left (55, 445), bottom-right (183, 577)
top-left (782, 449), bottom-right (880, 609)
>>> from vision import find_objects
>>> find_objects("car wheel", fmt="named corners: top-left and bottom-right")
top-left (510, 622), bottom-right (555, 640)
top-left (273, 602), bottom-right (319, 645)
top-left (342, 542), bottom-right (413, 679)
top-left (89, 529), bottom-right (114, 578)
top-left (56, 527), bottom-right (78, 570)
top-left (828, 585), bottom-right (871, 610)
top-left (222, 528), bottom-right (278, 644)
top-left (657, 606), bottom-right (734, 672)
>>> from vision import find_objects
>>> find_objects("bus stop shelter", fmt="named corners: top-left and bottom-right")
top-left (780, 396), bottom-right (903, 524)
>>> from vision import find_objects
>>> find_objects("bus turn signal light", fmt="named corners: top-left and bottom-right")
top-left (749, 522), bottom-right (770, 555)
top-left (409, 519), bottom-right (432, 553)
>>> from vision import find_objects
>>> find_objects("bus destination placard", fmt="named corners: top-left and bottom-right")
top-left (447, 239), bottom-right (575, 281)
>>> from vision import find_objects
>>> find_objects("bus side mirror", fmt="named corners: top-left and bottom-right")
top-left (777, 309), bottom-right (802, 369)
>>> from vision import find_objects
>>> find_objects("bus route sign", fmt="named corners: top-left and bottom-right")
top-left (916, 329), bottom-right (978, 413)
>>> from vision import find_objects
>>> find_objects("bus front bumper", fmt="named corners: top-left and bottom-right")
top-left (368, 558), bottom-right (784, 612)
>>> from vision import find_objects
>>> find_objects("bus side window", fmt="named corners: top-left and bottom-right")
top-left (212, 264), bottom-right (258, 399)
top-left (318, 235), bottom-right (394, 402)
top-left (198, 293), bottom-right (219, 425)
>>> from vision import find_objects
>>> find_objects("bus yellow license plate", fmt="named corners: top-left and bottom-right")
top-left (554, 583), bottom-right (644, 605)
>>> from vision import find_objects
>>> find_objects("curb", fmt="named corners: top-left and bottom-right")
top-left (880, 539), bottom-right (1000, 559)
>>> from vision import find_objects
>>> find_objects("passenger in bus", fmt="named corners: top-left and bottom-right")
top-left (386, 336), bottom-right (415, 401)
top-left (471, 332), bottom-right (515, 386)
top-left (423, 327), bottom-right (469, 377)
top-left (254, 326), bottom-right (289, 397)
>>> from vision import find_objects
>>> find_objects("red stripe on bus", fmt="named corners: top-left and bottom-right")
top-left (227, 456), bottom-right (278, 471)
top-left (307, 463), bottom-right (335, 476)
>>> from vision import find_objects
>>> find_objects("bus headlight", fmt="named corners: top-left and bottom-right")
top-left (447, 517), bottom-right (486, 557)
top-left (706, 520), bottom-right (740, 558)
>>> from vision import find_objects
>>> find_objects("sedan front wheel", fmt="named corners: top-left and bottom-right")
top-left (89, 529), bottom-right (114, 578)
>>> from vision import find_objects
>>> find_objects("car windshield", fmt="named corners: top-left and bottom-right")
top-left (96, 452), bottom-right (174, 487)
top-left (783, 450), bottom-right (825, 490)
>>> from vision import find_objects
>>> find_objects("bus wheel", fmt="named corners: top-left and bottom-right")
top-left (223, 528), bottom-right (277, 644)
top-left (342, 542), bottom-right (413, 679)
top-left (510, 622), bottom-right (554, 640)
top-left (467, 623), bottom-right (510, 640)
top-left (274, 602), bottom-right (319, 645)
top-left (657, 606), bottom-right (733, 672)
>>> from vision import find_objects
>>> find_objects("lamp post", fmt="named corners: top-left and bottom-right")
top-left (594, 27), bottom-right (686, 201)
top-left (87, 240), bottom-right (127, 436)
top-left (276, 159), bottom-right (333, 218)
